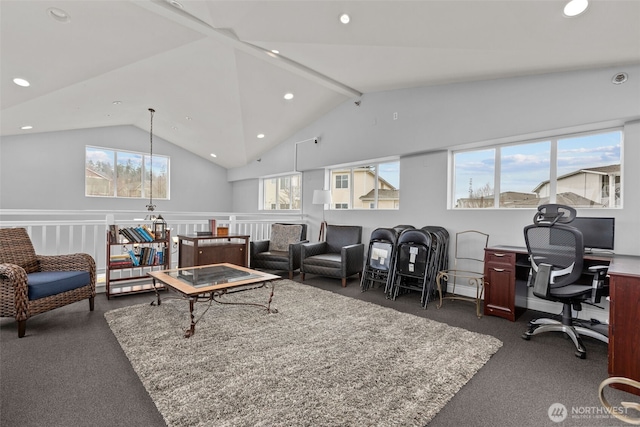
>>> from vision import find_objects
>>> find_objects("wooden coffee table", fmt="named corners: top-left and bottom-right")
top-left (148, 263), bottom-right (280, 337)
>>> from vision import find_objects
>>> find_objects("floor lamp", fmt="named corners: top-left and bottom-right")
top-left (312, 189), bottom-right (332, 241)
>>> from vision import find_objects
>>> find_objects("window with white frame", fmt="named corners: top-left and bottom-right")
top-left (452, 129), bottom-right (622, 209)
top-left (85, 146), bottom-right (169, 199)
top-left (261, 173), bottom-right (301, 210)
top-left (335, 174), bottom-right (349, 189)
top-left (328, 160), bottom-right (400, 210)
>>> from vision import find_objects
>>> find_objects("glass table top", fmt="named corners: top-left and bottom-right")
top-left (167, 265), bottom-right (262, 288)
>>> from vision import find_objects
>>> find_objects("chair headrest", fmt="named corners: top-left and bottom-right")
top-left (533, 204), bottom-right (576, 226)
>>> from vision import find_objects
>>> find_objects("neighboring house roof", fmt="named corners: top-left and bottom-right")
top-left (85, 167), bottom-right (112, 181)
top-left (359, 189), bottom-right (400, 200)
top-left (457, 191), bottom-right (601, 207)
top-left (532, 164), bottom-right (620, 193)
top-left (543, 192), bottom-right (606, 207)
top-left (336, 167), bottom-right (397, 191)
top-left (498, 192), bottom-right (538, 207)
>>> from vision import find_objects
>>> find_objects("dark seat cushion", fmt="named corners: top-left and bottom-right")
top-left (303, 253), bottom-right (342, 268)
top-left (252, 250), bottom-right (290, 263)
top-left (27, 271), bottom-right (91, 300)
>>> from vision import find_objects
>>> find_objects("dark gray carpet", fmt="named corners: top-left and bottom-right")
top-left (104, 280), bottom-right (502, 427)
top-left (1, 275), bottom-right (634, 426)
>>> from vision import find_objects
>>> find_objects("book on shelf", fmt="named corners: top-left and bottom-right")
top-left (108, 224), bottom-right (120, 244)
top-left (117, 226), bottom-right (163, 243)
top-left (142, 225), bottom-right (156, 240)
top-left (128, 249), bottom-right (140, 266)
top-left (130, 227), bottom-right (148, 243)
top-left (119, 228), bottom-right (138, 243)
top-left (109, 261), bottom-right (134, 268)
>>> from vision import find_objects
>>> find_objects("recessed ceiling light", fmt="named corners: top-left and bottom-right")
top-left (271, 50), bottom-right (279, 54)
top-left (340, 13), bottom-right (350, 24)
top-left (13, 78), bottom-right (30, 87)
top-left (563, 0), bottom-right (588, 17)
top-left (47, 7), bottom-right (71, 23)
top-left (284, 93), bottom-right (294, 100)
top-left (210, 153), bottom-right (217, 158)
top-left (185, 116), bottom-right (192, 121)
top-left (612, 72), bottom-right (628, 85)
top-left (112, 101), bottom-right (122, 105)
top-left (21, 125), bottom-right (33, 130)
top-left (257, 134), bottom-right (265, 139)
top-left (167, 0), bottom-right (183, 9)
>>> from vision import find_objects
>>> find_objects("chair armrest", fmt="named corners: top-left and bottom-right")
top-left (342, 243), bottom-right (365, 276)
top-left (289, 240), bottom-right (309, 269)
top-left (532, 263), bottom-right (552, 299)
top-left (587, 265), bottom-right (609, 303)
top-left (0, 263), bottom-right (30, 319)
top-left (250, 240), bottom-right (270, 257)
top-left (301, 242), bottom-right (327, 259)
top-left (37, 254), bottom-right (96, 292)
top-left (38, 253), bottom-right (95, 272)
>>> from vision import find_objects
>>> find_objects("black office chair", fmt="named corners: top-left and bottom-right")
top-left (521, 204), bottom-right (608, 359)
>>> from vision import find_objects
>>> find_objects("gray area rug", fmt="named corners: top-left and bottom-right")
top-left (105, 280), bottom-right (502, 427)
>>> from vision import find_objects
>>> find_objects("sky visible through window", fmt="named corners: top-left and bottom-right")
top-left (379, 162), bottom-right (400, 188)
top-left (454, 130), bottom-right (622, 203)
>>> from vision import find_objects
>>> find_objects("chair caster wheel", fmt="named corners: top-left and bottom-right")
top-left (575, 350), bottom-right (586, 359)
top-left (521, 333), bottom-right (531, 340)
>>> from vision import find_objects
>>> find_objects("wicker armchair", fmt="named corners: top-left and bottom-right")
top-left (0, 228), bottom-right (96, 338)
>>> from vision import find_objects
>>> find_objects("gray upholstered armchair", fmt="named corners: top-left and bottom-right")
top-left (300, 224), bottom-right (364, 287)
top-left (250, 223), bottom-right (308, 279)
top-left (0, 228), bottom-right (96, 337)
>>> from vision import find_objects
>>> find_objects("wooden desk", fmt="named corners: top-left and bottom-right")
top-left (178, 234), bottom-right (250, 268)
top-left (484, 246), bottom-right (640, 395)
top-left (606, 255), bottom-right (640, 395)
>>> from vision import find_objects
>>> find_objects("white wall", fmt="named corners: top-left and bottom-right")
top-left (229, 65), bottom-right (640, 257)
top-left (0, 125), bottom-right (232, 213)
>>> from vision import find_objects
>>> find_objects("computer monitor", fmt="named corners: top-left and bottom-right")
top-left (571, 217), bottom-right (615, 251)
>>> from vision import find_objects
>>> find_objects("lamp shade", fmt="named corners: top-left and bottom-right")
top-left (313, 189), bottom-right (332, 205)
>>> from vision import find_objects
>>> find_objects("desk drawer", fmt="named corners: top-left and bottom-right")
top-left (485, 251), bottom-right (515, 265)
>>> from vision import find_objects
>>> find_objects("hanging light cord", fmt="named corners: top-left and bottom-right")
top-left (147, 108), bottom-right (156, 212)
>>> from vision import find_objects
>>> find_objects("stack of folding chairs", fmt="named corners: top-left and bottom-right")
top-left (383, 225), bottom-right (449, 308)
top-left (360, 228), bottom-right (399, 295)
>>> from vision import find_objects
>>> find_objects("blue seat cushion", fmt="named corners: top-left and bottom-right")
top-left (27, 271), bottom-right (91, 300)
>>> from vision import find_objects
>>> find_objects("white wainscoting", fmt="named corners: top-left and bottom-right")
top-left (0, 209), bottom-right (307, 293)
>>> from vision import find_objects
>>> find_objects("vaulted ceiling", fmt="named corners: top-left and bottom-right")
top-left (2, 0), bottom-right (639, 169)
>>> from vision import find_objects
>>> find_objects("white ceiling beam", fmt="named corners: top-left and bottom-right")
top-left (135, 0), bottom-right (363, 99)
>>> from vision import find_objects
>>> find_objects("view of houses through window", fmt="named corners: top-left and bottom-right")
top-left (85, 146), bottom-right (169, 199)
top-left (453, 129), bottom-right (622, 208)
top-left (262, 174), bottom-right (301, 210)
top-left (329, 161), bottom-right (400, 209)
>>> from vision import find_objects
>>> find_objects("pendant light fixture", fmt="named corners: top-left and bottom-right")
top-left (146, 108), bottom-right (156, 213)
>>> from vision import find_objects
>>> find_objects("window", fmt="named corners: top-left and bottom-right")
top-left (85, 146), bottom-right (169, 199)
top-left (328, 160), bottom-right (400, 210)
top-left (261, 173), bottom-right (301, 210)
top-left (452, 129), bottom-right (622, 209)
top-left (335, 174), bottom-right (349, 189)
